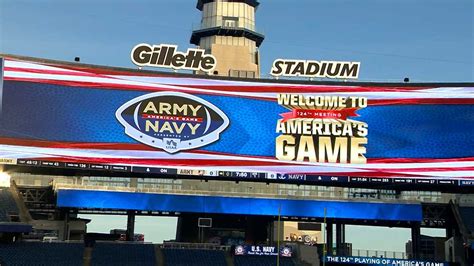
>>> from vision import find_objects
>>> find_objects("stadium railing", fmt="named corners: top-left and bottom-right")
top-left (351, 248), bottom-right (407, 259)
top-left (160, 241), bottom-right (231, 251)
top-left (52, 180), bottom-right (448, 205)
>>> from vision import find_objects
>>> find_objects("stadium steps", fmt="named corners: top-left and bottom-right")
top-left (9, 181), bottom-right (33, 222)
top-left (155, 245), bottom-right (165, 266)
top-left (83, 246), bottom-right (93, 266)
top-left (450, 201), bottom-right (473, 241)
top-left (225, 250), bottom-right (234, 266)
top-left (0, 187), bottom-right (19, 222)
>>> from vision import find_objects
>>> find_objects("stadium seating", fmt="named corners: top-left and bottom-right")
top-left (234, 256), bottom-right (297, 266)
top-left (0, 188), bottom-right (18, 222)
top-left (0, 242), bottom-right (84, 266)
top-left (162, 248), bottom-right (227, 266)
top-left (459, 207), bottom-right (474, 234)
top-left (91, 242), bottom-right (156, 266)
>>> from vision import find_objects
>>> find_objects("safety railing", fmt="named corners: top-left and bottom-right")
top-left (351, 249), bottom-right (407, 259)
top-left (160, 241), bottom-right (231, 251)
top-left (52, 179), bottom-right (450, 204)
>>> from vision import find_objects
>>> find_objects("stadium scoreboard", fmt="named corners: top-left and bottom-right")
top-left (12, 158), bottom-right (470, 188)
top-left (0, 56), bottom-right (473, 191)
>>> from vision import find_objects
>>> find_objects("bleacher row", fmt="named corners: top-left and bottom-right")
top-left (0, 242), bottom-right (84, 266)
top-left (0, 242), bottom-right (299, 266)
top-left (234, 256), bottom-right (297, 266)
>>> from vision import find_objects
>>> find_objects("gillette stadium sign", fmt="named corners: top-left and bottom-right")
top-left (271, 59), bottom-right (360, 79)
top-left (131, 43), bottom-right (217, 72)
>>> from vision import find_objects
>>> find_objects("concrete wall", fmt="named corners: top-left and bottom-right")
top-left (210, 44), bottom-right (258, 77)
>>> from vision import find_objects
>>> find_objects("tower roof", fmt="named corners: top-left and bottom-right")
top-left (196, 0), bottom-right (260, 11)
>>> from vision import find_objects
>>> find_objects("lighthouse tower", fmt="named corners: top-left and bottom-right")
top-left (190, 0), bottom-right (264, 78)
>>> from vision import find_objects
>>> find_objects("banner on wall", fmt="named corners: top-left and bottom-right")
top-left (324, 256), bottom-right (449, 266)
top-left (0, 56), bottom-right (474, 188)
top-left (234, 245), bottom-right (292, 257)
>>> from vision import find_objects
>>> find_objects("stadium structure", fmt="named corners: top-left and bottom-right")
top-left (0, 1), bottom-right (473, 265)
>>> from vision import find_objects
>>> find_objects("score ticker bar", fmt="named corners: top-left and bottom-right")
top-left (11, 158), bottom-right (468, 188)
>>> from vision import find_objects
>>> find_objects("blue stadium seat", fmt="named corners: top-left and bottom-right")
top-left (234, 256), bottom-right (296, 266)
top-left (0, 242), bottom-right (84, 266)
top-left (91, 242), bottom-right (156, 266)
top-left (459, 207), bottom-right (474, 234)
top-left (0, 188), bottom-right (19, 222)
top-left (162, 249), bottom-right (227, 266)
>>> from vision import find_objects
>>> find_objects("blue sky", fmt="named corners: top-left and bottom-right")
top-left (0, 0), bottom-right (470, 251)
top-left (1, 0), bottom-right (473, 81)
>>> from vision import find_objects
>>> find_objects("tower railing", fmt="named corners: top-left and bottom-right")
top-left (192, 19), bottom-right (264, 36)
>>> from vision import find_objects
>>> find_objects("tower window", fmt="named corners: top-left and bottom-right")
top-left (222, 16), bottom-right (238, 28)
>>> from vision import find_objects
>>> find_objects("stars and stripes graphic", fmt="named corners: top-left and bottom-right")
top-left (1, 57), bottom-right (474, 180)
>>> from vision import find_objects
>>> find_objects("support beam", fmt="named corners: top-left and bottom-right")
top-left (327, 222), bottom-right (333, 255)
top-left (62, 209), bottom-right (70, 241)
top-left (126, 210), bottom-right (136, 241)
top-left (411, 223), bottom-right (421, 259)
top-left (336, 223), bottom-right (343, 255)
top-left (341, 224), bottom-right (345, 244)
top-left (175, 216), bottom-right (184, 242)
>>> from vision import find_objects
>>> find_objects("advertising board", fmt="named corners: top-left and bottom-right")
top-left (324, 256), bottom-right (449, 266)
top-left (1, 56), bottom-right (473, 189)
top-left (234, 245), bottom-right (292, 257)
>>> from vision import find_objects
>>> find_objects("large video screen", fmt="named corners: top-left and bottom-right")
top-left (1, 57), bottom-right (473, 189)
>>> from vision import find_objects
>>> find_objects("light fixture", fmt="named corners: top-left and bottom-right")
top-left (0, 172), bottom-right (11, 187)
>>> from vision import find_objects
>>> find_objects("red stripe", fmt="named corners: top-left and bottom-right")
top-left (26, 156), bottom-right (474, 178)
top-left (34, 157), bottom-right (300, 167)
top-left (368, 157), bottom-right (474, 163)
top-left (5, 67), bottom-right (105, 78)
top-left (292, 171), bottom-right (422, 178)
top-left (6, 66), bottom-right (438, 93)
top-left (350, 166), bottom-right (474, 173)
top-left (52, 158), bottom-right (474, 171)
top-left (45, 63), bottom-right (169, 76)
top-left (4, 77), bottom-right (273, 101)
top-left (2, 62), bottom-right (441, 92)
top-left (0, 137), bottom-right (276, 160)
top-left (6, 77), bottom-right (474, 106)
top-left (2, 137), bottom-right (474, 164)
top-left (369, 98), bottom-right (474, 105)
top-left (169, 84), bottom-right (435, 93)
top-left (5, 59), bottom-right (164, 77)
top-left (291, 171), bottom-right (472, 178)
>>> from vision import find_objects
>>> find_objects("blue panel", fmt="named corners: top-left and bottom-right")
top-left (0, 223), bottom-right (32, 233)
top-left (2, 81), bottom-right (474, 158)
top-left (57, 190), bottom-right (422, 222)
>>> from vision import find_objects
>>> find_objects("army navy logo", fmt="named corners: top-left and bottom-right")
top-left (281, 247), bottom-right (292, 257)
top-left (116, 92), bottom-right (229, 153)
top-left (234, 245), bottom-right (245, 255)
